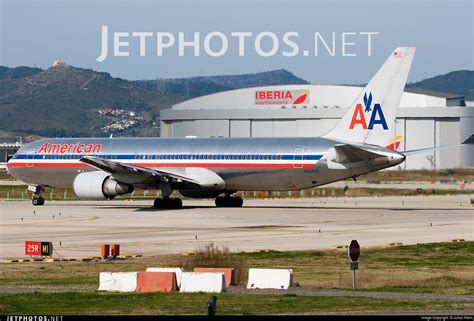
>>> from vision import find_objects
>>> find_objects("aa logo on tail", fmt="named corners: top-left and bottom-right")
top-left (349, 92), bottom-right (388, 130)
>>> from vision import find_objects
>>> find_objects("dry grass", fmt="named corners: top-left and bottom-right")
top-left (187, 242), bottom-right (245, 285)
top-left (361, 168), bottom-right (474, 182)
top-left (0, 242), bottom-right (472, 294)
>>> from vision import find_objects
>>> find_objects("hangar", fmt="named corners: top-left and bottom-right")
top-left (160, 85), bottom-right (474, 169)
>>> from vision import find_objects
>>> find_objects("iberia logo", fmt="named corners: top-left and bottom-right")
top-left (386, 135), bottom-right (403, 150)
top-left (293, 90), bottom-right (309, 104)
top-left (349, 92), bottom-right (388, 130)
top-left (255, 89), bottom-right (310, 105)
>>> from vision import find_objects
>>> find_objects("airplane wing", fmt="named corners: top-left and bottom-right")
top-left (80, 156), bottom-right (197, 185)
top-left (79, 156), bottom-right (225, 190)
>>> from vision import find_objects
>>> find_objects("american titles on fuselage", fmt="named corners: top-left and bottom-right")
top-left (37, 143), bottom-right (102, 154)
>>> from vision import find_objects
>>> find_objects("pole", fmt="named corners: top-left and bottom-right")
top-left (352, 268), bottom-right (356, 290)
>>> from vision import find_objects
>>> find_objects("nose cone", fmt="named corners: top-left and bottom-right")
top-left (6, 144), bottom-right (30, 181)
top-left (6, 148), bottom-right (21, 177)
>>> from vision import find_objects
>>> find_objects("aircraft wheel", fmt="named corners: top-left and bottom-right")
top-left (215, 196), bottom-right (243, 207)
top-left (154, 197), bottom-right (163, 209)
top-left (215, 196), bottom-right (225, 207)
top-left (32, 197), bottom-right (45, 206)
top-left (233, 196), bottom-right (243, 207)
top-left (173, 198), bottom-right (183, 209)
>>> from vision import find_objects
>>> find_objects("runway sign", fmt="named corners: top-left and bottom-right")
top-left (24, 241), bottom-right (53, 256)
top-left (25, 241), bottom-right (40, 256)
top-left (40, 242), bottom-right (53, 256)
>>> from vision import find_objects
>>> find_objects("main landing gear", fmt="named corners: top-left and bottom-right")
top-left (215, 195), bottom-right (243, 208)
top-left (154, 197), bottom-right (183, 209)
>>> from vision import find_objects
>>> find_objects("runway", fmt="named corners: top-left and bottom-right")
top-left (0, 195), bottom-right (472, 259)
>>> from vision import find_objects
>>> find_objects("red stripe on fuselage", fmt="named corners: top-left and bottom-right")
top-left (6, 162), bottom-right (315, 169)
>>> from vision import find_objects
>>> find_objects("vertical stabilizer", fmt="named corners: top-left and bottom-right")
top-left (323, 47), bottom-right (416, 148)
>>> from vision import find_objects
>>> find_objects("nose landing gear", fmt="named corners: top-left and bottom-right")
top-left (32, 195), bottom-right (45, 206)
top-left (29, 185), bottom-right (45, 206)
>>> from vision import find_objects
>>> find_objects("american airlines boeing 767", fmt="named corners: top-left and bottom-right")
top-left (8, 47), bottom-right (418, 208)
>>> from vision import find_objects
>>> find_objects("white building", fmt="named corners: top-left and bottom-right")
top-left (160, 85), bottom-right (474, 169)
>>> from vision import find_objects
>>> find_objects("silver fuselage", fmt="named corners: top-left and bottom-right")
top-left (7, 137), bottom-right (402, 192)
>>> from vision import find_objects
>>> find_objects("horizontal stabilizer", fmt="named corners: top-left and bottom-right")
top-left (334, 144), bottom-right (384, 163)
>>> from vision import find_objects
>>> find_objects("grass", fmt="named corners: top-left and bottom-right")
top-left (2, 168), bottom-right (473, 182)
top-left (0, 292), bottom-right (470, 315)
top-left (0, 242), bottom-right (473, 315)
top-left (1, 242), bottom-right (473, 295)
top-left (0, 184), bottom-right (472, 201)
top-left (360, 168), bottom-right (474, 182)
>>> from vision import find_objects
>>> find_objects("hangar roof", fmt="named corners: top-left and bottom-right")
top-left (172, 85), bottom-right (467, 110)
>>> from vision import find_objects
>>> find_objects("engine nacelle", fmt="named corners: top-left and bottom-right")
top-left (73, 171), bottom-right (134, 200)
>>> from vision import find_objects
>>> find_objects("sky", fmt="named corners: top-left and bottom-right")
top-left (0, 0), bottom-right (472, 84)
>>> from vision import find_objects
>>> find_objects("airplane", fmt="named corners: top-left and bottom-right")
top-left (7, 47), bottom-right (417, 209)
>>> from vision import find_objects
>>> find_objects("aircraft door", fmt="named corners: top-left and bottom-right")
top-left (293, 148), bottom-right (304, 168)
top-left (27, 149), bottom-right (35, 167)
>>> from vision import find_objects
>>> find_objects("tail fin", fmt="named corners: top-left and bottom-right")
top-left (323, 47), bottom-right (416, 148)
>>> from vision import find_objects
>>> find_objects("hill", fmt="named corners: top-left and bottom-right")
top-left (407, 70), bottom-right (474, 100)
top-left (0, 67), bottom-right (309, 140)
top-left (0, 66), bottom-right (42, 80)
top-left (0, 65), bottom-right (471, 141)
top-left (136, 69), bottom-right (309, 98)
top-left (0, 63), bottom-right (183, 138)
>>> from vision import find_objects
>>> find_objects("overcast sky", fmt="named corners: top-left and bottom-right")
top-left (1, 0), bottom-right (472, 84)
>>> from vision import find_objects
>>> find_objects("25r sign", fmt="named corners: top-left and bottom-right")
top-left (25, 241), bottom-right (53, 256)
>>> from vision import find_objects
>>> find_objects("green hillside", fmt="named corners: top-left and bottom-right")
top-left (407, 70), bottom-right (474, 99)
top-left (0, 64), bottom-right (183, 138)
top-left (0, 66), bottom-right (42, 80)
top-left (137, 69), bottom-right (309, 98)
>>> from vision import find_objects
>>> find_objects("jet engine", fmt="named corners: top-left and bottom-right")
top-left (73, 171), bottom-right (134, 200)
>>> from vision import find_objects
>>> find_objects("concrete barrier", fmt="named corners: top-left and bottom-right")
top-left (146, 267), bottom-right (184, 288)
top-left (193, 267), bottom-right (236, 287)
top-left (247, 268), bottom-right (293, 290)
top-left (136, 272), bottom-right (177, 292)
top-left (98, 272), bottom-right (138, 292)
top-left (180, 272), bottom-right (226, 293)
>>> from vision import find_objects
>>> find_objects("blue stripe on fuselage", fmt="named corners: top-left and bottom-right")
top-left (13, 154), bottom-right (323, 161)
